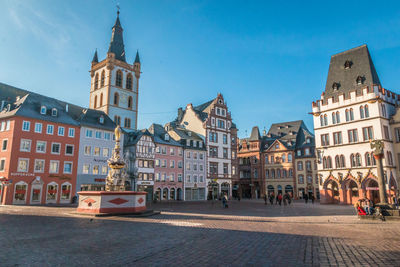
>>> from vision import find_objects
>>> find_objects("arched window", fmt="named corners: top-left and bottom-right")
top-left (128, 96), bottom-right (133, 109)
top-left (360, 106), bottom-right (365, 119)
top-left (100, 70), bottom-right (105, 87)
top-left (323, 157), bottom-right (327, 169)
top-left (265, 170), bottom-right (269, 178)
top-left (282, 169), bottom-right (287, 178)
top-left (350, 108), bottom-right (354, 121)
top-left (324, 114), bottom-right (328, 126)
top-left (350, 154), bottom-right (355, 167)
top-left (356, 153), bottom-right (361, 166)
top-left (365, 152), bottom-right (371, 166)
top-left (335, 155), bottom-right (340, 168)
top-left (320, 115), bottom-right (324, 126)
top-left (327, 156), bottom-right (332, 169)
top-left (94, 95), bottom-right (97, 108)
top-left (114, 92), bottom-right (119, 106)
top-left (340, 155), bottom-right (345, 168)
top-left (94, 73), bottom-right (99, 90)
top-left (298, 175), bottom-right (304, 184)
top-left (364, 105), bottom-right (369, 118)
top-left (372, 153), bottom-right (376, 165)
top-left (114, 116), bottom-right (121, 125)
top-left (126, 74), bottom-right (133, 90)
top-left (100, 93), bottom-right (103, 106)
top-left (345, 109), bottom-right (350, 122)
top-left (116, 70), bottom-right (123, 87)
top-left (277, 169), bottom-right (281, 178)
top-left (271, 169), bottom-right (275, 178)
top-left (289, 168), bottom-right (293, 177)
top-left (336, 111), bottom-right (340, 123)
top-left (332, 112), bottom-right (336, 124)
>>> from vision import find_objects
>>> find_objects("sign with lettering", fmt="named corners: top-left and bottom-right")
top-left (366, 187), bottom-right (379, 191)
top-left (94, 178), bottom-right (106, 182)
top-left (10, 172), bottom-right (34, 177)
top-left (137, 181), bottom-right (154, 186)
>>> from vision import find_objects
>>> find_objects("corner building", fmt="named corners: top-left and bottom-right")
top-left (312, 45), bottom-right (399, 204)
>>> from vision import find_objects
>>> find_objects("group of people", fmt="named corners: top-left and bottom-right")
top-left (354, 198), bottom-right (374, 215)
top-left (264, 192), bottom-right (292, 206)
top-left (303, 194), bottom-right (316, 204)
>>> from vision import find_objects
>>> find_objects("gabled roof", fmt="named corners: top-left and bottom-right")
top-left (249, 126), bottom-right (261, 141)
top-left (324, 44), bottom-right (381, 100)
top-left (125, 129), bottom-right (153, 146)
top-left (134, 50), bottom-right (140, 64)
top-left (148, 123), bottom-right (182, 146)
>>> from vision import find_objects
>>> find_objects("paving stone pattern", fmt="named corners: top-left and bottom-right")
top-left (0, 200), bottom-right (400, 266)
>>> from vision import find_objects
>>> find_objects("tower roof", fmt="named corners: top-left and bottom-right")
top-left (324, 44), bottom-right (381, 100)
top-left (92, 49), bottom-right (98, 63)
top-left (108, 11), bottom-right (126, 62)
top-left (134, 50), bottom-right (140, 64)
top-left (249, 126), bottom-right (261, 141)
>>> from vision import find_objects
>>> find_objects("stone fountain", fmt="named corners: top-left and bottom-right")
top-left (77, 126), bottom-right (147, 215)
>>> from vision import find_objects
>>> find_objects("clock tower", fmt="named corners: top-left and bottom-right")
top-left (89, 11), bottom-right (141, 130)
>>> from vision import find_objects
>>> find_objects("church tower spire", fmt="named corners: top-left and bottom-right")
top-left (108, 10), bottom-right (126, 62)
top-left (89, 9), bottom-right (141, 130)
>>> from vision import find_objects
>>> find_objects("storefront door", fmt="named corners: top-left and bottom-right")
top-left (31, 185), bottom-right (43, 204)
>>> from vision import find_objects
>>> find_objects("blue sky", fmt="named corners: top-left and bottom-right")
top-left (1, 0), bottom-right (400, 137)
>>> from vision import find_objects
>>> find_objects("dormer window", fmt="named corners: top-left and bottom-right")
top-left (164, 134), bottom-right (169, 141)
top-left (99, 115), bottom-right (104, 124)
top-left (188, 132), bottom-right (192, 137)
top-left (344, 60), bottom-right (352, 69)
top-left (51, 108), bottom-right (58, 117)
top-left (356, 76), bottom-right (363, 85)
top-left (40, 106), bottom-right (47, 115)
top-left (306, 137), bottom-right (311, 144)
top-left (332, 82), bottom-right (339, 91)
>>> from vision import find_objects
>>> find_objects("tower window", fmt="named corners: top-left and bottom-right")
top-left (100, 70), bottom-right (105, 87)
top-left (126, 74), bottom-right (133, 90)
top-left (114, 116), bottom-right (121, 126)
top-left (100, 93), bottom-right (103, 106)
top-left (128, 96), bottom-right (133, 109)
top-left (116, 70), bottom-right (123, 87)
top-left (94, 95), bottom-right (98, 109)
top-left (94, 73), bottom-right (99, 90)
top-left (124, 118), bottom-right (131, 128)
top-left (114, 93), bottom-right (119, 106)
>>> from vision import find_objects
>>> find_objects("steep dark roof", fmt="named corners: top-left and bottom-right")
top-left (324, 44), bottom-right (380, 100)
top-left (148, 123), bottom-right (182, 146)
top-left (249, 126), bottom-right (261, 141)
top-left (0, 82), bottom-right (114, 129)
top-left (125, 129), bottom-right (153, 146)
top-left (92, 50), bottom-right (98, 63)
top-left (134, 51), bottom-right (140, 64)
top-left (108, 13), bottom-right (126, 62)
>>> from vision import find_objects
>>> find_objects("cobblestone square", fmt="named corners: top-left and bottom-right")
top-left (1, 200), bottom-right (400, 266)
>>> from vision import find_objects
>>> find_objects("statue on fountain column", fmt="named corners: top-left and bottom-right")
top-left (105, 125), bottom-right (129, 191)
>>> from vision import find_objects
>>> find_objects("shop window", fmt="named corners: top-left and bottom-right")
top-left (14, 182), bottom-right (27, 203)
top-left (46, 183), bottom-right (58, 202)
top-left (61, 183), bottom-right (72, 201)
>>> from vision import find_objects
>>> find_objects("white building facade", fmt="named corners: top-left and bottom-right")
top-left (312, 45), bottom-right (399, 204)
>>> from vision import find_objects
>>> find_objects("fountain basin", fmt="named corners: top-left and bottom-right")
top-left (77, 191), bottom-right (147, 215)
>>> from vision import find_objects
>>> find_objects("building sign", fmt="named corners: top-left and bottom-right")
top-left (49, 174), bottom-right (71, 180)
top-left (137, 181), bottom-right (154, 186)
top-left (94, 159), bottom-right (107, 163)
top-left (366, 187), bottom-right (379, 190)
top-left (94, 178), bottom-right (106, 182)
top-left (10, 172), bottom-right (34, 177)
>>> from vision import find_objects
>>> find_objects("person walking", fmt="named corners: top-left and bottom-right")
top-left (264, 194), bottom-right (267, 205)
top-left (269, 194), bottom-right (274, 205)
top-left (278, 193), bottom-right (283, 206)
top-left (304, 194), bottom-right (309, 204)
top-left (288, 194), bottom-right (292, 205)
top-left (311, 194), bottom-right (315, 204)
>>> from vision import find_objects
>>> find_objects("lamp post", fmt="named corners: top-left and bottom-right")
top-left (370, 140), bottom-right (388, 205)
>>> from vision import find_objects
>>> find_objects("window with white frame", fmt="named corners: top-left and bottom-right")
top-left (49, 160), bottom-right (59, 173)
top-left (102, 166), bottom-right (108, 174)
top-left (104, 132), bottom-right (111, 140)
top-left (83, 164), bottom-right (90, 174)
top-left (40, 106), bottom-right (47, 114)
top-left (170, 173), bottom-right (175, 182)
top-left (58, 126), bottom-right (65, 136)
top-left (17, 158), bottom-right (29, 172)
top-left (51, 143), bottom-right (61, 154)
top-left (84, 146), bottom-right (91, 155)
top-left (34, 159), bottom-right (45, 173)
top-left (93, 165), bottom-right (99, 174)
top-left (0, 158), bottom-right (6, 171)
top-left (22, 121), bottom-right (30, 131)
top-left (36, 141), bottom-right (46, 153)
top-left (51, 108), bottom-right (58, 117)
top-left (63, 162), bottom-right (73, 174)
top-left (65, 144), bottom-right (74, 155)
top-left (94, 147), bottom-right (100, 156)
top-left (95, 131), bottom-right (102, 139)
top-left (35, 123), bottom-right (42, 133)
top-left (20, 139), bottom-right (31, 152)
top-left (86, 129), bottom-right (93, 138)
top-left (102, 148), bottom-right (109, 157)
top-left (6, 120), bottom-right (10, 131)
top-left (47, 124), bottom-right (54, 135)
top-left (2, 139), bottom-right (8, 151)
top-left (0, 121), bottom-right (5, 131)
top-left (68, 128), bottom-right (75, 137)
top-left (178, 174), bottom-right (182, 182)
